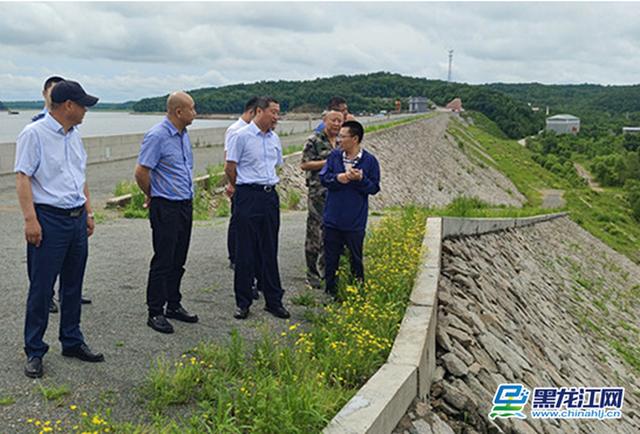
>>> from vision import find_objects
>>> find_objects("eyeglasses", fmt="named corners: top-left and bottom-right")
top-left (338, 134), bottom-right (353, 140)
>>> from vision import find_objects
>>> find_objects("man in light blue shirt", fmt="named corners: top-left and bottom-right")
top-left (225, 96), bottom-right (290, 320)
top-left (224, 96), bottom-right (258, 270)
top-left (135, 91), bottom-right (199, 334)
top-left (15, 79), bottom-right (104, 378)
top-left (30, 75), bottom-right (93, 313)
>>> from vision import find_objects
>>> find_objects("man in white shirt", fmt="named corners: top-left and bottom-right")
top-left (224, 97), bottom-right (258, 269)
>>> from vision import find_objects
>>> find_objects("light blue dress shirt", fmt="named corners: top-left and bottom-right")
top-left (137, 117), bottom-right (194, 200)
top-left (14, 113), bottom-right (87, 208)
top-left (227, 121), bottom-right (283, 185)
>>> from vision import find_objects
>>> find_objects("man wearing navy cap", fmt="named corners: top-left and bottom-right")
top-left (30, 76), bottom-right (93, 313)
top-left (15, 79), bottom-right (104, 378)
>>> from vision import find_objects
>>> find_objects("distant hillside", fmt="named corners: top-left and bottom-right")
top-left (133, 72), bottom-right (544, 139)
top-left (485, 82), bottom-right (640, 120)
top-left (0, 100), bottom-right (6, 111)
top-left (2, 100), bottom-right (136, 111)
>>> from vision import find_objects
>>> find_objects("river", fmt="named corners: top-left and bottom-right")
top-left (0, 110), bottom-right (318, 143)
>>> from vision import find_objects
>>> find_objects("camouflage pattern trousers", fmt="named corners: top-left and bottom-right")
top-left (305, 191), bottom-right (326, 288)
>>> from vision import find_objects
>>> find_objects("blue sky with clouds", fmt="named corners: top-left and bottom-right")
top-left (1, 1), bottom-right (639, 102)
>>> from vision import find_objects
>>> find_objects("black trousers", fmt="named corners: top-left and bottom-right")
top-left (227, 195), bottom-right (236, 264)
top-left (324, 227), bottom-right (365, 296)
top-left (233, 185), bottom-right (283, 310)
top-left (146, 197), bottom-right (192, 316)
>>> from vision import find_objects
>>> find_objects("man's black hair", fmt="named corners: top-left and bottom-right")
top-left (244, 96), bottom-right (259, 112)
top-left (43, 76), bottom-right (64, 91)
top-left (255, 96), bottom-right (278, 110)
top-left (342, 120), bottom-right (364, 143)
top-left (327, 96), bottom-right (347, 111)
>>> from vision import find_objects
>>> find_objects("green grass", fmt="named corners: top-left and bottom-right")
top-left (38, 383), bottom-right (71, 401)
top-left (290, 290), bottom-right (319, 307)
top-left (215, 196), bottom-right (231, 217)
top-left (281, 190), bottom-right (301, 210)
top-left (67, 207), bottom-right (428, 433)
top-left (365, 113), bottom-right (436, 134)
top-left (283, 144), bottom-right (304, 156)
top-left (0, 396), bottom-right (15, 406)
top-left (449, 114), bottom-right (566, 207)
top-left (452, 112), bottom-right (640, 264)
top-left (206, 163), bottom-right (226, 190)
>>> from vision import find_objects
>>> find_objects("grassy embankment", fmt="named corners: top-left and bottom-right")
top-left (446, 111), bottom-right (639, 375)
top-left (23, 207), bottom-right (428, 433)
top-left (448, 112), bottom-right (640, 263)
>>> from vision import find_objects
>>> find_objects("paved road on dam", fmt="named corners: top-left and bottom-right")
top-left (0, 152), bottom-right (314, 430)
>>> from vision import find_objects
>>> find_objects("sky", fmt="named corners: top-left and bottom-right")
top-left (1, 1), bottom-right (639, 103)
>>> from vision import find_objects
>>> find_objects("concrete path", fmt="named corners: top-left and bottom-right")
top-left (574, 162), bottom-right (604, 192)
top-left (0, 166), bottom-right (312, 431)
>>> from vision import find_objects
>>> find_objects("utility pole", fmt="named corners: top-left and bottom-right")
top-left (447, 49), bottom-right (454, 82)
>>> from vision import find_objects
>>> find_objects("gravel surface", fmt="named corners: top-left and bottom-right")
top-left (0, 166), bottom-right (313, 430)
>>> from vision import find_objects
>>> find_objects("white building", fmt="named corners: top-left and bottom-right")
top-left (546, 114), bottom-right (580, 135)
top-left (408, 96), bottom-right (429, 113)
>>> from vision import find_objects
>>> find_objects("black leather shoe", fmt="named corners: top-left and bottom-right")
top-left (25, 356), bottom-right (43, 378)
top-left (165, 306), bottom-right (198, 323)
top-left (147, 315), bottom-right (174, 333)
top-left (49, 299), bottom-right (58, 314)
top-left (81, 297), bottom-right (92, 304)
top-left (264, 305), bottom-right (290, 319)
top-left (234, 307), bottom-right (249, 320)
top-left (62, 344), bottom-right (104, 363)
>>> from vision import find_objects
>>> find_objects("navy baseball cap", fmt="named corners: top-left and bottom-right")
top-left (51, 80), bottom-right (99, 107)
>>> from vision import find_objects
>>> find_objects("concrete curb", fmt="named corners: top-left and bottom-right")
top-left (441, 212), bottom-right (568, 238)
top-left (324, 212), bottom-right (568, 434)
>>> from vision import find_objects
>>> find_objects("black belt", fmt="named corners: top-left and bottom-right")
top-left (35, 204), bottom-right (85, 217)
top-left (238, 184), bottom-right (276, 192)
top-left (152, 197), bottom-right (192, 205)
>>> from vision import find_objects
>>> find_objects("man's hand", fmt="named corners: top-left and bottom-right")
top-left (225, 183), bottom-right (235, 198)
top-left (87, 215), bottom-right (95, 237)
top-left (143, 195), bottom-right (151, 209)
top-left (347, 168), bottom-right (363, 181)
top-left (25, 216), bottom-right (42, 247)
top-left (337, 173), bottom-right (351, 184)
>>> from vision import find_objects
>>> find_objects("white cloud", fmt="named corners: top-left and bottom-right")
top-left (0, 2), bottom-right (639, 102)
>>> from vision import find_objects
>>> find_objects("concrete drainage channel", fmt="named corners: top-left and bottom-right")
top-left (324, 212), bottom-right (568, 434)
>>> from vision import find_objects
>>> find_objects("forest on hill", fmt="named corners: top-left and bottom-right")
top-left (0, 100), bottom-right (135, 111)
top-left (132, 72), bottom-right (543, 139)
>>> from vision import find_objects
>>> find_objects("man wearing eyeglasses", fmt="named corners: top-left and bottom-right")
top-left (319, 120), bottom-right (380, 299)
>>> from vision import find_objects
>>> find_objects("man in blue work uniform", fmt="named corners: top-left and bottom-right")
top-left (15, 79), bottom-right (105, 378)
top-left (135, 91), bottom-right (200, 334)
top-left (320, 120), bottom-right (380, 298)
top-left (31, 76), bottom-right (93, 313)
top-left (224, 96), bottom-right (290, 320)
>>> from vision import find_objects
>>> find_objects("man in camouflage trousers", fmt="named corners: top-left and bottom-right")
top-left (300, 110), bottom-right (343, 289)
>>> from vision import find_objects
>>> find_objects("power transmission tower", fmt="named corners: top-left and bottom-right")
top-left (448, 49), bottom-right (454, 82)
